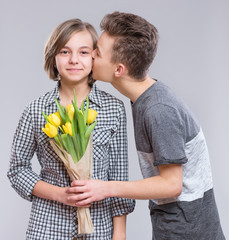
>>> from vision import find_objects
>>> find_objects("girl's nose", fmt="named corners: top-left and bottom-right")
top-left (69, 53), bottom-right (79, 64)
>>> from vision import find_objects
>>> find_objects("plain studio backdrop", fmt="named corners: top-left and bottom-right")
top-left (1, 0), bottom-right (228, 239)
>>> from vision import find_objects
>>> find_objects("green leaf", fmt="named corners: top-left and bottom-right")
top-left (41, 111), bottom-right (49, 123)
top-left (85, 120), bottom-right (97, 139)
top-left (61, 134), bottom-right (78, 163)
top-left (55, 99), bottom-right (66, 124)
top-left (84, 96), bottom-right (89, 125)
top-left (80, 99), bottom-right (84, 112)
top-left (64, 108), bottom-right (70, 122)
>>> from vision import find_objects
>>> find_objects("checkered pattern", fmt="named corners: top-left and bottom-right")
top-left (8, 82), bottom-right (135, 240)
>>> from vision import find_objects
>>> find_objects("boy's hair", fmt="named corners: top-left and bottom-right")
top-left (100, 12), bottom-right (158, 79)
top-left (44, 19), bottom-right (98, 86)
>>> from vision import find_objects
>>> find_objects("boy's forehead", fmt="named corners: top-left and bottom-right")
top-left (98, 32), bottom-right (115, 51)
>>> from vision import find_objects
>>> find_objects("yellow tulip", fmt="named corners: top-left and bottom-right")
top-left (55, 111), bottom-right (62, 123)
top-left (62, 122), bottom-right (73, 136)
top-left (67, 104), bottom-right (74, 121)
top-left (47, 111), bottom-right (62, 127)
top-left (87, 109), bottom-right (98, 125)
top-left (42, 123), bottom-right (58, 138)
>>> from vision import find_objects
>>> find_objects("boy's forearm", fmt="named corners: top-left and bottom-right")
top-left (70, 164), bottom-right (182, 205)
top-left (108, 164), bottom-right (182, 200)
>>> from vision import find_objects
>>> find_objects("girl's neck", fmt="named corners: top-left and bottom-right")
top-left (59, 81), bottom-right (91, 108)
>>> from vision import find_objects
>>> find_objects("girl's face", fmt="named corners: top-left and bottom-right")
top-left (55, 30), bottom-right (93, 85)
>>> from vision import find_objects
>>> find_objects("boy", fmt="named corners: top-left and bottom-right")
top-left (68, 12), bottom-right (225, 239)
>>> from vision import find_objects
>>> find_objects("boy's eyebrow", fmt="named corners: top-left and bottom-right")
top-left (96, 46), bottom-right (101, 54)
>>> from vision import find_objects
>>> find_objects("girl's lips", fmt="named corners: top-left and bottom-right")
top-left (67, 68), bottom-right (83, 72)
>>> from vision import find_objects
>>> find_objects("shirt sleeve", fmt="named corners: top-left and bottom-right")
top-left (108, 103), bottom-right (135, 217)
top-left (145, 104), bottom-right (188, 166)
top-left (7, 104), bottom-right (42, 201)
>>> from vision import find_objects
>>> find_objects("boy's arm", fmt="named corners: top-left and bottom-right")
top-left (67, 163), bottom-right (182, 205)
top-left (112, 214), bottom-right (127, 240)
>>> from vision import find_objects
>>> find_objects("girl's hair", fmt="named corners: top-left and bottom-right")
top-left (100, 11), bottom-right (158, 79)
top-left (44, 19), bottom-right (98, 86)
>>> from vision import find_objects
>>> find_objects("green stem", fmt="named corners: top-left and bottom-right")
top-left (84, 96), bottom-right (89, 125)
top-left (41, 111), bottom-right (49, 123)
top-left (54, 135), bottom-right (62, 147)
top-left (61, 134), bottom-right (78, 163)
top-left (55, 99), bottom-right (66, 124)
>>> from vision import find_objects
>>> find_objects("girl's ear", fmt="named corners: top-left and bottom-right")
top-left (114, 63), bottom-right (127, 77)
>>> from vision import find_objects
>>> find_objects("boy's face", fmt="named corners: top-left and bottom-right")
top-left (92, 32), bottom-right (117, 83)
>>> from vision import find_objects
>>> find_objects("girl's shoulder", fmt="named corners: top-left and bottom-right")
top-left (92, 84), bottom-right (124, 108)
top-left (25, 86), bottom-right (58, 115)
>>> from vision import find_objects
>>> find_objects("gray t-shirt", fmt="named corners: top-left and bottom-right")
top-left (132, 80), bottom-right (225, 239)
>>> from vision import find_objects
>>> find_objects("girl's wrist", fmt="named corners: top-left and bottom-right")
top-left (52, 185), bottom-right (64, 203)
top-left (112, 233), bottom-right (126, 240)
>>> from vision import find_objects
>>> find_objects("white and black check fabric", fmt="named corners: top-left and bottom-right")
top-left (8, 82), bottom-right (135, 240)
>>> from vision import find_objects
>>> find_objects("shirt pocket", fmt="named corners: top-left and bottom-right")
top-left (92, 129), bottom-right (113, 179)
top-left (36, 132), bottom-right (58, 164)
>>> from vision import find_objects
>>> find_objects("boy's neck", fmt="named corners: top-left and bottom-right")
top-left (111, 75), bottom-right (156, 103)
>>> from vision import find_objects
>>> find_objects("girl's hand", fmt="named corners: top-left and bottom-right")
top-left (32, 180), bottom-right (90, 207)
top-left (57, 186), bottom-right (91, 207)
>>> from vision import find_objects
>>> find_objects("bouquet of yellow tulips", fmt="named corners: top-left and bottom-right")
top-left (42, 90), bottom-right (97, 234)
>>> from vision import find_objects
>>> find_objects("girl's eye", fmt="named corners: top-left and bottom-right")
top-left (60, 50), bottom-right (69, 55)
top-left (81, 51), bottom-right (89, 55)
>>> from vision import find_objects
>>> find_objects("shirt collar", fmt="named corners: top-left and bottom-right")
top-left (88, 84), bottom-right (102, 108)
top-left (45, 81), bottom-right (102, 108)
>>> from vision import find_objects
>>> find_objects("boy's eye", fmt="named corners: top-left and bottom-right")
top-left (95, 49), bottom-right (100, 56)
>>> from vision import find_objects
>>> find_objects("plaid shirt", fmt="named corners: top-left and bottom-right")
top-left (8, 82), bottom-right (135, 240)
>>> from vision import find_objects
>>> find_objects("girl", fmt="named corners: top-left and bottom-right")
top-left (8, 19), bottom-right (135, 240)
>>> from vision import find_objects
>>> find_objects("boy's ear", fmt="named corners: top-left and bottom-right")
top-left (114, 63), bottom-right (126, 77)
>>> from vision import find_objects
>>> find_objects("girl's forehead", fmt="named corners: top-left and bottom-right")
top-left (64, 31), bottom-right (93, 46)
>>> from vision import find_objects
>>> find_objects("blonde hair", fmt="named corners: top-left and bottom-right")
top-left (44, 19), bottom-right (98, 86)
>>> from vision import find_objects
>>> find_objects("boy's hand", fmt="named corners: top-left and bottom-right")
top-left (66, 179), bottom-right (110, 206)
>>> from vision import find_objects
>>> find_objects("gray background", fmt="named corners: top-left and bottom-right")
top-left (1, 0), bottom-right (228, 239)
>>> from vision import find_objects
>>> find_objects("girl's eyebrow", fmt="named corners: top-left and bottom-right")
top-left (61, 45), bottom-right (92, 50)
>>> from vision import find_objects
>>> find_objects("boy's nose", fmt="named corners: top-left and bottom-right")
top-left (92, 50), bottom-right (96, 59)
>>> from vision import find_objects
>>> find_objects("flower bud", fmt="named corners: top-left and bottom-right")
top-left (87, 109), bottom-right (98, 125)
top-left (62, 122), bottom-right (73, 136)
top-left (42, 123), bottom-right (58, 138)
top-left (67, 104), bottom-right (74, 121)
top-left (47, 112), bottom-right (62, 127)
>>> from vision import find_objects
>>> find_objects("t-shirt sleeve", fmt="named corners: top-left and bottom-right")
top-left (145, 104), bottom-right (188, 166)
